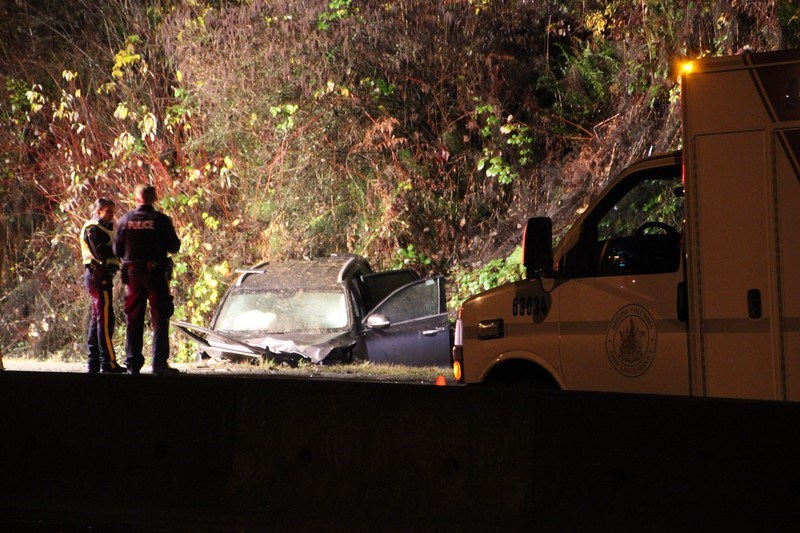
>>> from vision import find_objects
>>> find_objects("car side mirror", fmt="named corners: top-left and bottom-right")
top-left (365, 314), bottom-right (391, 330)
top-left (523, 217), bottom-right (554, 280)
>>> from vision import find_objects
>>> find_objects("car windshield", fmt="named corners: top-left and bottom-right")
top-left (214, 290), bottom-right (349, 333)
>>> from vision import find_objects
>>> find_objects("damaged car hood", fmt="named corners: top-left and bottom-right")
top-left (173, 321), bottom-right (354, 364)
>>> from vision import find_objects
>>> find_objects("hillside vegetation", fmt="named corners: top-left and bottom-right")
top-left (1, 0), bottom-right (797, 360)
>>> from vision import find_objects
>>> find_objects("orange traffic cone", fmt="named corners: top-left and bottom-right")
top-left (435, 374), bottom-right (447, 386)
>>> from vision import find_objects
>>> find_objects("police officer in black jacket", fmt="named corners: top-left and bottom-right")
top-left (80, 198), bottom-right (124, 373)
top-left (113, 184), bottom-right (181, 375)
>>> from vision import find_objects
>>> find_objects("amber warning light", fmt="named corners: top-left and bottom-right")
top-left (452, 310), bottom-right (464, 382)
top-left (452, 359), bottom-right (462, 382)
top-left (679, 60), bottom-right (695, 76)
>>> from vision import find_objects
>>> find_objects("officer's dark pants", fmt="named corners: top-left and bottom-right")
top-left (85, 268), bottom-right (119, 372)
top-left (123, 264), bottom-right (175, 372)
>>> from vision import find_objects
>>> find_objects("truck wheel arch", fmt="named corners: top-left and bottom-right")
top-left (481, 352), bottom-right (564, 390)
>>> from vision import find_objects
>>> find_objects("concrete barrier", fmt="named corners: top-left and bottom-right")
top-left (1, 371), bottom-right (798, 531)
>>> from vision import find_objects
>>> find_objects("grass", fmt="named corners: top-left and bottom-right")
top-left (3, 348), bottom-right (455, 383)
top-left (257, 358), bottom-right (453, 382)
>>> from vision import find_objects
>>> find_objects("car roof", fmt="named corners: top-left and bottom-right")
top-left (233, 254), bottom-right (373, 291)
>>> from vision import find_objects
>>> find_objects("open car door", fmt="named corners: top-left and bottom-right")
top-left (362, 276), bottom-right (450, 367)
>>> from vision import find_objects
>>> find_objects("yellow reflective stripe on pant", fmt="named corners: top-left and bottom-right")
top-left (100, 288), bottom-right (116, 363)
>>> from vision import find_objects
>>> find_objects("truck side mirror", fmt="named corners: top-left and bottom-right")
top-left (523, 217), bottom-right (554, 280)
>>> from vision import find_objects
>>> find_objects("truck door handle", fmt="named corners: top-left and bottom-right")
top-left (477, 319), bottom-right (504, 340)
top-left (748, 289), bottom-right (762, 319)
top-left (422, 327), bottom-right (447, 336)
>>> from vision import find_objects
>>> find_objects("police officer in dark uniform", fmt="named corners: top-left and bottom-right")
top-left (113, 184), bottom-right (181, 375)
top-left (80, 198), bottom-right (124, 373)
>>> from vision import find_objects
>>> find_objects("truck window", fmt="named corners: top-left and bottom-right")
top-left (593, 176), bottom-right (683, 276)
top-left (559, 171), bottom-right (684, 278)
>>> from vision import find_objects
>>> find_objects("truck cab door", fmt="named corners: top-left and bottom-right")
top-left (362, 276), bottom-right (450, 367)
top-left (558, 164), bottom-right (690, 395)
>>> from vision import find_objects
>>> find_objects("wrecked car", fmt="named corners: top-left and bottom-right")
top-left (174, 254), bottom-right (451, 367)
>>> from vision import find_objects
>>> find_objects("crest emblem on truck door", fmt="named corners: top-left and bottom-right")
top-left (606, 305), bottom-right (657, 377)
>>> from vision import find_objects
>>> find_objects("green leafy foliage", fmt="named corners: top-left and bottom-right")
top-left (269, 103), bottom-right (299, 131)
top-left (448, 247), bottom-right (525, 313)
top-left (392, 244), bottom-right (432, 270)
top-left (317, 0), bottom-right (355, 31)
top-left (475, 103), bottom-right (534, 185)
